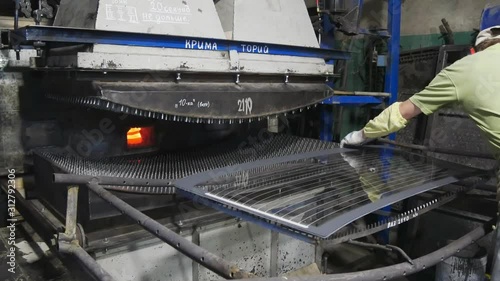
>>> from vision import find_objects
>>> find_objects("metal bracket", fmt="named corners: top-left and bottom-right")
top-left (229, 50), bottom-right (240, 71)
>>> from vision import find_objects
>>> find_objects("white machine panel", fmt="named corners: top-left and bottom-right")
top-left (93, 0), bottom-right (227, 55)
top-left (94, 0), bottom-right (226, 38)
top-left (216, 0), bottom-right (327, 75)
top-left (232, 0), bottom-right (319, 48)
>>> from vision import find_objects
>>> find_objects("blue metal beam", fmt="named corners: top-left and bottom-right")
top-left (10, 26), bottom-right (351, 61)
top-left (384, 0), bottom-right (401, 106)
top-left (380, 0), bottom-right (402, 243)
top-left (322, 96), bottom-right (384, 105)
top-left (320, 105), bottom-right (334, 142)
top-left (384, 0), bottom-right (401, 142)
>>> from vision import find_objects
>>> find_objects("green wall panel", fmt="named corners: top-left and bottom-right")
top-left (400, 31), bottom-right (476, 50)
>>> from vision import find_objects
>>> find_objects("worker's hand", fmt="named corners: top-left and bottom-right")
top-left (340, 130), bottom-right (372, 148)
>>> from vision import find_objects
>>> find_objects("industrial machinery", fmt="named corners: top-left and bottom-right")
top-left (0, 1), bottom-right (498, 281)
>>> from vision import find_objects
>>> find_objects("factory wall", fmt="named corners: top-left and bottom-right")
top-left (340, 0), bottom-right (499, 91)
top-left (360, 0), bottom-right (500, 49)
top-left (399, 0), bottom-right (499, 49)
top-left (336, 0), bottom-right (499, 140)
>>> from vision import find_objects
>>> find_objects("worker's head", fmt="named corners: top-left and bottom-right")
top-left (475, 25), bottom-right (500, 52)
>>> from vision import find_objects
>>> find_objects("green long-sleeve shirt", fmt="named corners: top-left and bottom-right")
top-left (409, 44), bottom-right (500, 159)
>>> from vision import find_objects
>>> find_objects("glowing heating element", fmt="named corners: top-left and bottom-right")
top-left (127, 127), bottom-right (155, 149)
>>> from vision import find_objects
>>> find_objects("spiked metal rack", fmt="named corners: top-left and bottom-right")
top-left (37, 134), bottom-right (339, 194)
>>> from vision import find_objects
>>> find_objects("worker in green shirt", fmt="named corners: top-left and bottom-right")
top-left (342, 25), bottom-right (500, 279)
top-left (341, 25), bottom-right (500, 159)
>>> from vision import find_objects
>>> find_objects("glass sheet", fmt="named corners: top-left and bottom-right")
top-left (176, 147), bottom-right (464, 238)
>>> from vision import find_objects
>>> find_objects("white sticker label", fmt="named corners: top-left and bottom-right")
top-left (104, 0), bottom-right (191, 25)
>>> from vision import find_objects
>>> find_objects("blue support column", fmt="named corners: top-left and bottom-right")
top-left (379, 0), bottom-right (401, 243)
top-left (320, 105), bottom-right (334, 142)
top-left (384, 0), bottom-right (402, 140)
top-left (320, 14), bottom-right (337, 142)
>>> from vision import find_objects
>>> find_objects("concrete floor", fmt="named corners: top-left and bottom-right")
top-left (0, 219), bottom-right (440, 281)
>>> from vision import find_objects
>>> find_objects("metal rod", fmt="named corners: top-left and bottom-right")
top-left (64, 185), bottom-right (79, 238)
top-left (86, 182), bottom-right (253, 279)
top-left (347, 240), bottom-right (393, 252)
top-left (386, 245), bottom-right (414, 265)
top-left (38, 0), bottom-right (42, 24)
top-left (347, 240), bottom-right (414, 265)
top-left (377, 138), bottom-right (428, 151)
top-left (377, 138), bottom-right (496, 160)
top-left (53, 173), bottom-right (173, 188)
top-left (334, 90), bottom-right (391, 97)
top-left (233, 220), bottom-right (493, 281)
top-left (14, 0), bottom-right (20, 29)
top-left (441, 18), bottom-right (454, 44)
top-left (434, 206), bottom-right (493, 223)
top-left (59, 242), bottom-right (116, 281)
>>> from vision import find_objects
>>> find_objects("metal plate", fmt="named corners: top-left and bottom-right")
top-left (229, 0), bottom-right (319, 47)
top-left (175, 147), bottom-right (474, 238)
top-left (45, 80), bottom-right (333, 123)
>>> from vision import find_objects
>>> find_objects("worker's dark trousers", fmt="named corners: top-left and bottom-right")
top-left (492, 165), bottom-right (500, 281)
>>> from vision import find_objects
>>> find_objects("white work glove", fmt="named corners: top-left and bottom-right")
top-left (340, 130), bottom-right (372, 148)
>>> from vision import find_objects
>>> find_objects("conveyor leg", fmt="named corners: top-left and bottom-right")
top-left (64, 185), bottom-right (79, 239)
top-left (58, 185), bottom-right (79, 243)
top-left (57, 185), bottom-right (116, 281)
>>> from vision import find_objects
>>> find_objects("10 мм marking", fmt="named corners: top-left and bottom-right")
top-left (6, 168), bottom-right (17, 274)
